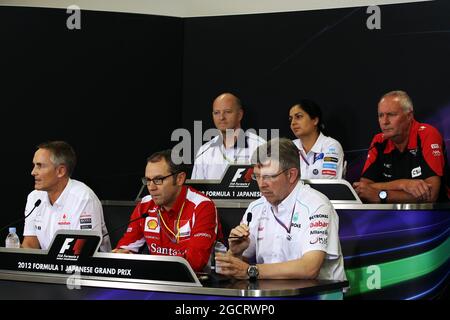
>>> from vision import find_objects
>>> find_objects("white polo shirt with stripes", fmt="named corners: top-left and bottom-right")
top-left (23, 179), bottom-right (111, 252)
top-left (293, 132), bottom-right (344, 179)
top-left (242, 181), bottom-right (346, 281)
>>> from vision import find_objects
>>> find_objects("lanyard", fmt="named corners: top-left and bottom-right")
top-left (270, 204), bottom-right (296, 241)
top-left (299, 149), bottom-right (322, 166)
top-left (220, 147), bottom-right (237, 164)
top-left (219, 134), bottom-right (249, 163)
top-left (299, 150), bottom-right (310, 166)
top-left (158, 201), bottom-right (186, 243)
top-left (300, 150), bottom-right (325, 167)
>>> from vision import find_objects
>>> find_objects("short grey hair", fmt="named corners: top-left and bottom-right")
top-left (251, 138), bottom-right (300, 177)
top-left (37, 141), bottom-right (77, 177)
top-left (380, 90), bottom-right (414, 113)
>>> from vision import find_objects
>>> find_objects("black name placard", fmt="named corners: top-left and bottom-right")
top-left (0, 230), bottom-right (200, 286)
top-left (187, 164), bottom-right (261, 200)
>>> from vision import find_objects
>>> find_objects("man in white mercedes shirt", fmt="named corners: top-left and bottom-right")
top-left (191, 93), bottom-right (265, 180)
top-left (22, 141), bottom-right (111, 251)
top-left (215, 138), bottom-right (346, 281)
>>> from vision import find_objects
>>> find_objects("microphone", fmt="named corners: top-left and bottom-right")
top-left (228, 212), bottom-right (252, 239)
top-left (0, 199), bottom-right (41, 233)
top-left (102, 213), bottom-right (149, 239)
top-left (246, 212), bottom-right (252, 226)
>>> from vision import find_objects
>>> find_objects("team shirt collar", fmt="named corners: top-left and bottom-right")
top-left (296, 132), bottom-right (324, 155)
top-left (384, 119), bottom-right (419, 153)
top-left (160, 185), bottom-right (187, 215)
top-left (43, 178), bottom-right (72, 209)
top-left (213, 130), bottom-right (250, 150)
top-left (268, 180), bottom-right (302, 218)
top-left (310, 132), bottom-right (326, 154)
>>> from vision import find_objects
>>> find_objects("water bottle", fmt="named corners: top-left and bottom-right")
top-left (5, 227), bottom-right (20, 248)
top-left (211, 241), bottom-right (227, 273)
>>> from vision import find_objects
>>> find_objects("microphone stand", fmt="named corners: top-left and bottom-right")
top-left (103, 213), bottom-right (149, 239)
top-left (0, 200), bottom-right (42, 233)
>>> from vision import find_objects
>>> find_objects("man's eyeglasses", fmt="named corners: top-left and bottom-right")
top-left (141, 172), bottom-right (178, 186)
top-left (251, 168), bottom-right (289, 182)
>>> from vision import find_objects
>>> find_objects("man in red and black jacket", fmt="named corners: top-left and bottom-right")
top-left (113, 150), bottom-right (223, 272)
top-left (353, 90), bottom-right (449, 203)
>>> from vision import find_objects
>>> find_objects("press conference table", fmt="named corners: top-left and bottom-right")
top-left (0, 233), bottom-right (348, 301)
top-left (0, 272), bottom-right (347, 300)
top-left (102, 200), bottom-right (450, 300)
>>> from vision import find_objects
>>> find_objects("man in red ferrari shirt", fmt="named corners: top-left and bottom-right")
top-left (353, 90), bottom-right (449, 203)
top-left (113, 150), bottom-right (220, 272)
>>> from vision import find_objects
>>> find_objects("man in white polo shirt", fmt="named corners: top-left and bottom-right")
top-left (215, 138), bottom-right (346, 281)
top-left (22, 141), bottom-right (111, 252)
top-left (191, 93), bottom-right (265, 180)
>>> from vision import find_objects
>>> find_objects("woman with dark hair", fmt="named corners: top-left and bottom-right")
top-left (289, 99), bottom-right (345, 179)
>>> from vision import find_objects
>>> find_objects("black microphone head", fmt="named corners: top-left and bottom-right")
top-left (35, 199), bottom-right (42, 207)
top-left (246, 212), bottom-right (252, 225)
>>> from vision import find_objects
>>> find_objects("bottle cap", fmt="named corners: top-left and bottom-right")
top-left (8, 227), bottom-right (16, 233)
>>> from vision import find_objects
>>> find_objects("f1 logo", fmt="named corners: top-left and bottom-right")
top-left (60, 238), bottom-right (74, 254)
top-left (231, 168), bottom-right (246, 182)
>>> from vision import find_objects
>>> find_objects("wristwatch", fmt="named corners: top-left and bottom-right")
top-left (247, 265), bottom-right (259, 281)
top-left (379, 190), bottom-right (388, 204)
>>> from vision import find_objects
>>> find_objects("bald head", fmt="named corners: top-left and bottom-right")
top-left (213, 93), bottom-right (242, 110)
top-left (212, 93), bottom-right (244, 133)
